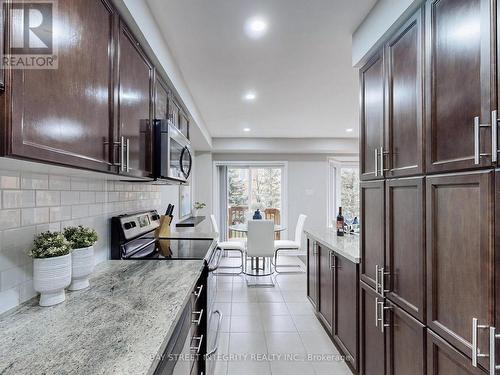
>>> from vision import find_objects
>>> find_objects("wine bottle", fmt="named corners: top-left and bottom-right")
top-left (336, 207), bottom-right (344, 237)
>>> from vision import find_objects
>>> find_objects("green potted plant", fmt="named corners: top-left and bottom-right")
top-left (193, 201), bottom-right (206, 217)
top-left (30, 231), bottom-right (72, 306)
top-left (63, 226), bottom-right (98, 291)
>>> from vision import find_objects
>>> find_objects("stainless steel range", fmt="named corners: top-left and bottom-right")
top-left (111, 210), bottom-right (223, 375)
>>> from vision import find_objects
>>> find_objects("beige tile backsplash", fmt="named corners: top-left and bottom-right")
top-left (0, 170), bottom-right (162, 314)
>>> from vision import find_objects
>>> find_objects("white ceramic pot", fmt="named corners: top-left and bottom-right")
top-left (69, 246), bottom-right (94, 291)
top-left (33, 254), bottom-right (71, 307)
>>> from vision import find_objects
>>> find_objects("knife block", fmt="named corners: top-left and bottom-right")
top-left (155, 215), bottom-right (171, 238)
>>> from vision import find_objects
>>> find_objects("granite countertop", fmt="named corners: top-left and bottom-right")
top-left (304, 227), bottom-right (360, 263)
top-left (0, 260), bottom-right (204, 375)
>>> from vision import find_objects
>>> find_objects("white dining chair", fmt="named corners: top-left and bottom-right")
top-left (210, 214), bottom-right (245, 275)
top-left (273, 214), bottom-right (307, 273)
top-left (245, 220), bottom-right (275, 287)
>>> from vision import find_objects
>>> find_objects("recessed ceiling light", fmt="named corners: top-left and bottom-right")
top-left (243, 91), bottom-right (257, 101)
top-left (243, 128), bottom-right (251, 132)
top-left (346, 128), bottom-right (353, 133)
top-left (245, 16), bottom-right (268, 39)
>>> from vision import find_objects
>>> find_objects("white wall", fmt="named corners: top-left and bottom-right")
top-left (352, 0), bottom-right (424, 67)
top-left (212, 154), bottom-right (331, 244)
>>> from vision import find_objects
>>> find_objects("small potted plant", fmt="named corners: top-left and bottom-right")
top-left (193, 201), bottom-right (206, 217)
top-left (63, 226), bottom-right (98, 291)
top-left (30, 231), bottom-right (72, 306)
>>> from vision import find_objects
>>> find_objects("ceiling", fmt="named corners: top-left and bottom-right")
top-left (146, 0), bottom-right (376, 139)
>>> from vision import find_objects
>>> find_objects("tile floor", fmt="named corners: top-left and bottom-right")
top-left (210, 255), bottom-right (352, 375)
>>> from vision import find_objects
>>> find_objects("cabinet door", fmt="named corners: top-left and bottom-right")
top-left (361, 180), bottom-right (385, 291)
top-left (427, 330), bottom-right (487, 375)
top-left (155, 75), bottom-right (170, 120)
top-left (306, 238), bottom-right (318, 309)
top-left (118, 22), bottom-right (154, 178)
top-left (179, 111), bottom-right (190, 140)
top-left (9, 0), bottom-right (116, 172)
top-left (426, 171), bottom-right (494, 371)
top-left (386, 301), bottom-right (426, 375)
top-left (360, 51), bottom-right (385, 180)
top-left (333, 255), bottom-right (359, 371)
top-left (359, 281), bottom-right (385, 375)
top-left (318, 245), bottom-right (333, 332)
top-left (425, 0), bottom-right (493, 173)
top-left (386, 177), bottom-right (425, 322)
top-left (169, 96), bottom-right (181, 129)
top-left (386, 9), bottom-right (424, 177)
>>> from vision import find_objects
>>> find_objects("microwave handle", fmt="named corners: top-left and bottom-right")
top-left (180, 146), bottom-right (192, 179)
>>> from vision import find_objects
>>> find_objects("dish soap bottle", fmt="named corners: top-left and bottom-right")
top-left (336, 207), bottom-right (344, 236)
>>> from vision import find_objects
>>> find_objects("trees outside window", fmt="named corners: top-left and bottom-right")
top-left (341, 168), bottom-right (359, 221)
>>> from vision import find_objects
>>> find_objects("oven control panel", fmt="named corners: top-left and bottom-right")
top-left (118, 210), bottom-right (161, 240)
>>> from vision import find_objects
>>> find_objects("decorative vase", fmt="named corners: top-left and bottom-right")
top-left (69, 246), bottom-right (94, 291)
top-left (193, 209), bottom-right (199, 217)
top-left (33, 254), bottom-right (71, 306)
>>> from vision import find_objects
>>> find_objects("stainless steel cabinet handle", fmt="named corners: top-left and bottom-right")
top-left (380, 267), bottom-right (390, 296)
top-left (381, 304), bottom-right (391, 333)
top-left (489, 327), bottom-right (500, 374)
top-left (374, 149), bottom-right (378, 177)
top-left (474, 116), bottom-right (492, 165)
top-left (192, 309), bottom-right (204, 326)
top-left (207, 310), bottom-right (223, 357)
top-left (126, 138), bottom-right (130, 172)
top-left (375, 297), bottom-right (380, 327)
top-left (120, 136), bottom-right (125, 172)
top-left (193, 285), bottom-right (204, 301)
top-left (329, 251), bottom-right (336, 269)
top-left (376, 299), bottom-right (386, 331)
top-left (190, 335), bottom-right (204, 354)
top-left (472, 318), bottom-right (489, 367)
top-left (375, 265), bottom-right (380, 294)
top-left (493, 110), bottom-right (498, 163)
top-left (379, 146), bottom-right (383, 175)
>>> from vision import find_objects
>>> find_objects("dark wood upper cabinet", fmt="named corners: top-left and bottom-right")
top-left (385, 177), bottom-right (425, 322)
top-left (385, 300), bottom-right (426, 375)
top-left (307, 238), bottom-right (318, 309)
top-left (359, 281), bottom-right (385, 375)
top-left (426, 171), bottom-right (494, 371)
top-left (179, 111), bottom-right (190, 140)
top-left (333, 254), bottom-right (359, 371)
top-left (117, 22), bottom-right (154, 178)
top-left (385, 10), bottom-right (424, 177)
top-left (7, 0), bottom-right (117, 172)
top-left (360, 51), bottom-right (385, 180)
top-left (318, 244), bottom-right (334, 332)
top-left (168, 95), bottom-right (181, 129)
top-left (425, 0), bottom-right (493, 173)
top-left (154, 75), bottom-right (170, 120)
top-left (427, 329), bottom-right (487, 375)
top-left (360, 180), bottom-right (385, 290)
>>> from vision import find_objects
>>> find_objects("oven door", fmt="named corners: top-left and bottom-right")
top-left (168, 124), bottom-right (192, 182)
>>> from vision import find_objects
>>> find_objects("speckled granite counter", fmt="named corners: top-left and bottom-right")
top-left (304, 227), bottom-right (360, 263)
top-left (0, 260), bottom-right (204, 375)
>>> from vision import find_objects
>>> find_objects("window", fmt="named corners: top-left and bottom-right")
top-left (328, 160), bottom-right (359, 227)
top-left (214, 162), bottom-right (287, 240)
top-left (227, 166), bottom-right (283, 239)
top-left (340, 168), bottom-right (359, 221)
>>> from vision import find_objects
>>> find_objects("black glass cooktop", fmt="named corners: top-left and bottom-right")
top-left (122, 237), bottom-right (215, 260)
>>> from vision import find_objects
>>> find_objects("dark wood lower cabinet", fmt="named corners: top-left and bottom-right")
top-left (386, 301), bottom-right (426, 375)
top-left (307, 238), bottom-right (318, 309)
top-left (361, 180), bottom-right (385, 290)
top-left (360, 281), bottom-right (385, 375)
top-left (426, 171), bottom-right (494, 371)
top-left (318, 244), bottom-right (333, 332)
top-left (385, 177), bottom-right (425, 322)
top-left (427, 329), bottom-right (486, 375)
top-left (333, 254), bottom-right (359, 371)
